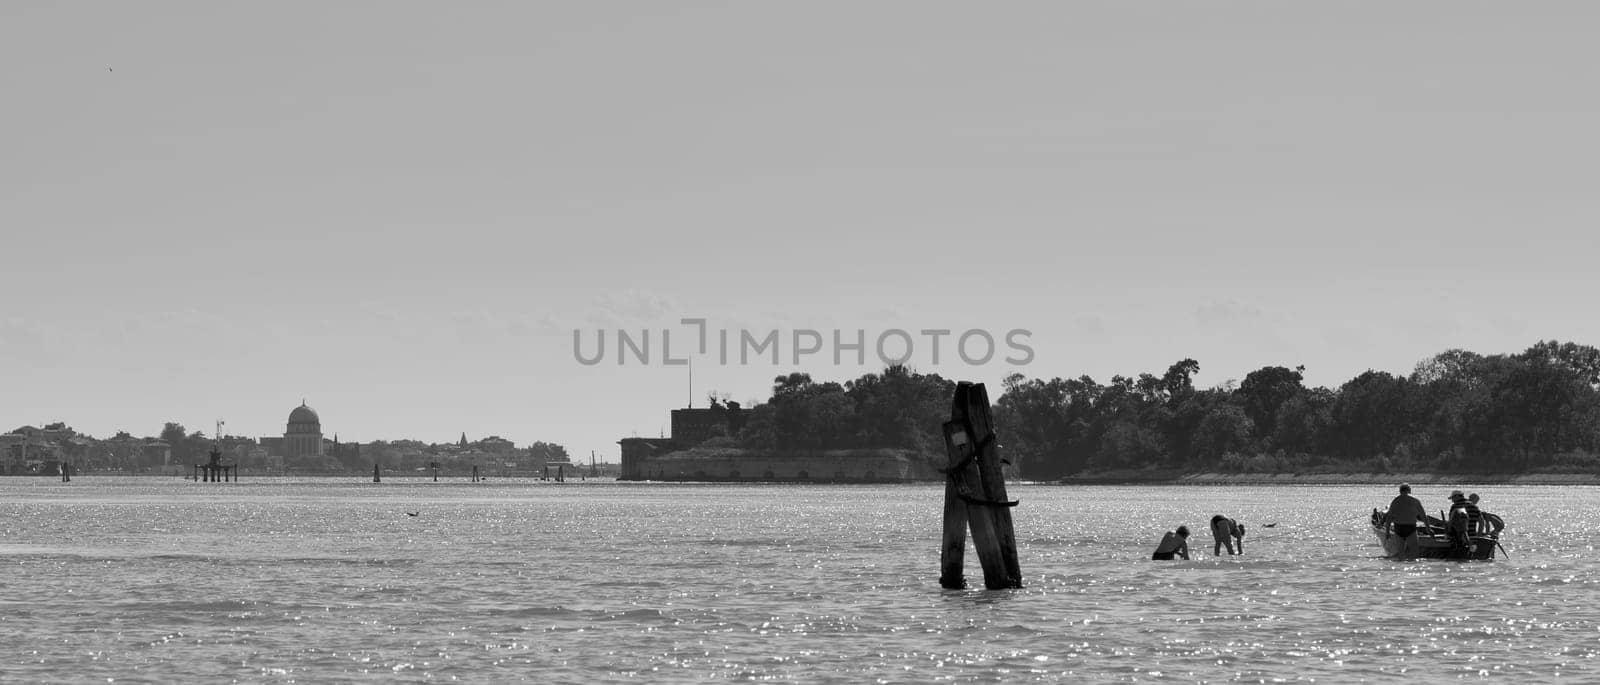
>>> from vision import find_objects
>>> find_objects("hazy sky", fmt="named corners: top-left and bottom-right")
top-left (4, 2), bottom-right (1598, 460)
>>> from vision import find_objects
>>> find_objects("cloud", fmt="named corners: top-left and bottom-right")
top-left (590, 290), bottom-right (679, 326)
top-left (513, 314), bottom-right (567, 338)
top-left (1194, 300), bottom-right (1267, 330)
top-left (1070, 314), bottom-right (1107, 339)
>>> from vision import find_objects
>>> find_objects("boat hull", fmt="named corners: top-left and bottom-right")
top-left (1370, 509), bottom-right (1498, 560)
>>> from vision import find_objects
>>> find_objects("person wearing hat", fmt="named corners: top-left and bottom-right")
top-left (1384, 483), bottom-right (1428, 560)
top-left (1446, 490), bottom-right (1481, 554)
top-left (1152, 525), bottom-right (1191, 560)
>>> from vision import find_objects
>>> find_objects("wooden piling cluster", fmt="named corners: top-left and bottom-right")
top-left (193, 447), bottom-right (237, 482)
top-left (193, 463), bottom-right (236, 482)
top-left (939, 382), bottom-right (1022, 590)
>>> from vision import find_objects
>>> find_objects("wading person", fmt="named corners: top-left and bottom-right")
top-left (1384, 483), bottom-right (1428, 561)
top-left (1210, 515), bottom-right (1239, 556)
top-left (1152, 526), bottom-right (1190, 560)
top-left (1232, 520), bottom-right (1246, 554)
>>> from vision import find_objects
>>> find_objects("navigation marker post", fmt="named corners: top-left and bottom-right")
top-left (938, 381), bottom-right (1022, 590)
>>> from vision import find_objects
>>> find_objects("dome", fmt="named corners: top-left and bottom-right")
top-left (288, 402), bottom-right (320, 424)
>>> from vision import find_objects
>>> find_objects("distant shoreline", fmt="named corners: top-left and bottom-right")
top-left (1053, 471), bottom-right (1600, 486)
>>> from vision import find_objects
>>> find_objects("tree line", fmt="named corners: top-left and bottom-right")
top-left (720, 341), bottom-right (1600, 479)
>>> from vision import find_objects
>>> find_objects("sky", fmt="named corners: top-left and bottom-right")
top-left (4, 2), bottom-right (1598, 461)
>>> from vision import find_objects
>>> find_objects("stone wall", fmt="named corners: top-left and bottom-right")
top-left (628, 447), bottom-right (941, 482)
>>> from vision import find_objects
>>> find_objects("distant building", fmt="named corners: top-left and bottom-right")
top-left (40, 422), bottom-right (76, 442)
top-left (619, 400), bottom-right (932, 482)
top-left (619, 403), bottom-right (746, 479)
top-left (669, 402), bottom-right (745, 447)
top-left (477, 436), bottom-right (515, 456)
top-left (281, 401), bottom-right (325, 460)
top-left (140, 438), bottom-right (171, 466)
top-left (618, 438), bottom-right (676, 480)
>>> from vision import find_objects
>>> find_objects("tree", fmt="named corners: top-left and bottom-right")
top-left (1191, 402), bottom-right (1254, 464)
top-left (160, 422), bottom-right (190, 464)
top-left (1519, 340), bottom-right (1600, 388)
top-left (844, 364), bottom-right (953, 454)
top-left (1237, 366), bottom-right (1305, 441)
top-left (1271, 387), bottom-right (1335, 457)
top-left (1329, 371), bottom-right (1414, 460)
top-left (1161, 358), bottom-right (1201, 404)
top-left (994, 374), bottom-right (1074, 478)
top-left (736, 404), bottom-right (777, 450)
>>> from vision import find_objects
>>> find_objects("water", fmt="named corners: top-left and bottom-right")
top-left (2, 478), bottom-right (1596, 682)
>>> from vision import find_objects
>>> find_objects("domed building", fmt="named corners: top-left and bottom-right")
top-left (283, 401), bottom-right (324, 460)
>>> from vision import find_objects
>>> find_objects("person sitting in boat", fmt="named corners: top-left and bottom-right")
top-left (1384, 483), bottom-right (1429, 561)
top-left (1468, 493), bottom-right (1504, 535)
top-left (1209, 515), bottom-right (1240, 556)
top-left (1152, 526), bottom-right (1190, 560)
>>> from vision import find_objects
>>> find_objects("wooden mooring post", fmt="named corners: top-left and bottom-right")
top-left (373, 463), bottom-right (381, 483)
top-left (191, 448), bottom-right (235, 483)
top-left (939, 381), bottom-right (1022, 590)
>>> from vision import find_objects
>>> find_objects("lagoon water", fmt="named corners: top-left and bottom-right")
top-left (2, 477), bottom-right (1596, 683)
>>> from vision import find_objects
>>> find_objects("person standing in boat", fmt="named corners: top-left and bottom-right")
top-left (1468, 493), bottom-right (1504, 535)
top-left (1152, 526), bottom-right (1191, 560)
top-left (1384, 483), bottom-right (1428, 561)
top-left (1209, 515), bottom-right (1240, 556)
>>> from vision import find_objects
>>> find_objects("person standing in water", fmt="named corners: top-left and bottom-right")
top-left (1152, 526), bottom-right (1191, 560)
top-left (1384, 483), bottom-right (1428, 561)
top-left (1210, 515), bottom-right (1239, 556)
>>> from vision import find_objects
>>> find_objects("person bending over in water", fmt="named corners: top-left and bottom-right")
top-left (1152, 526), bottom-right (1191, 560)
top-left (1210, 515), bottom-right (1239, 556)
top-left (1232, 520), bottom-right (1246, 554)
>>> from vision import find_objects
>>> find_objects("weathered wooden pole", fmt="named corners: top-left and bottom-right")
top-left (939, 421), bottom-right (973, 588)
top-left (938, 382), bottom-right (1022, 590)
top-left (61, 462), bottom-right (70, 482)
top-left (373, 463), bottom-right (381, 483)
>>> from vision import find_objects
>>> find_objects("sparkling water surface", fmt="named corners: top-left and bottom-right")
top-left (2, 478), bottom-right (1595, 683)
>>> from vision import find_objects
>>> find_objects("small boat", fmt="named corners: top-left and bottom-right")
top-left (1369, 508), bottom-right (1502, 560)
